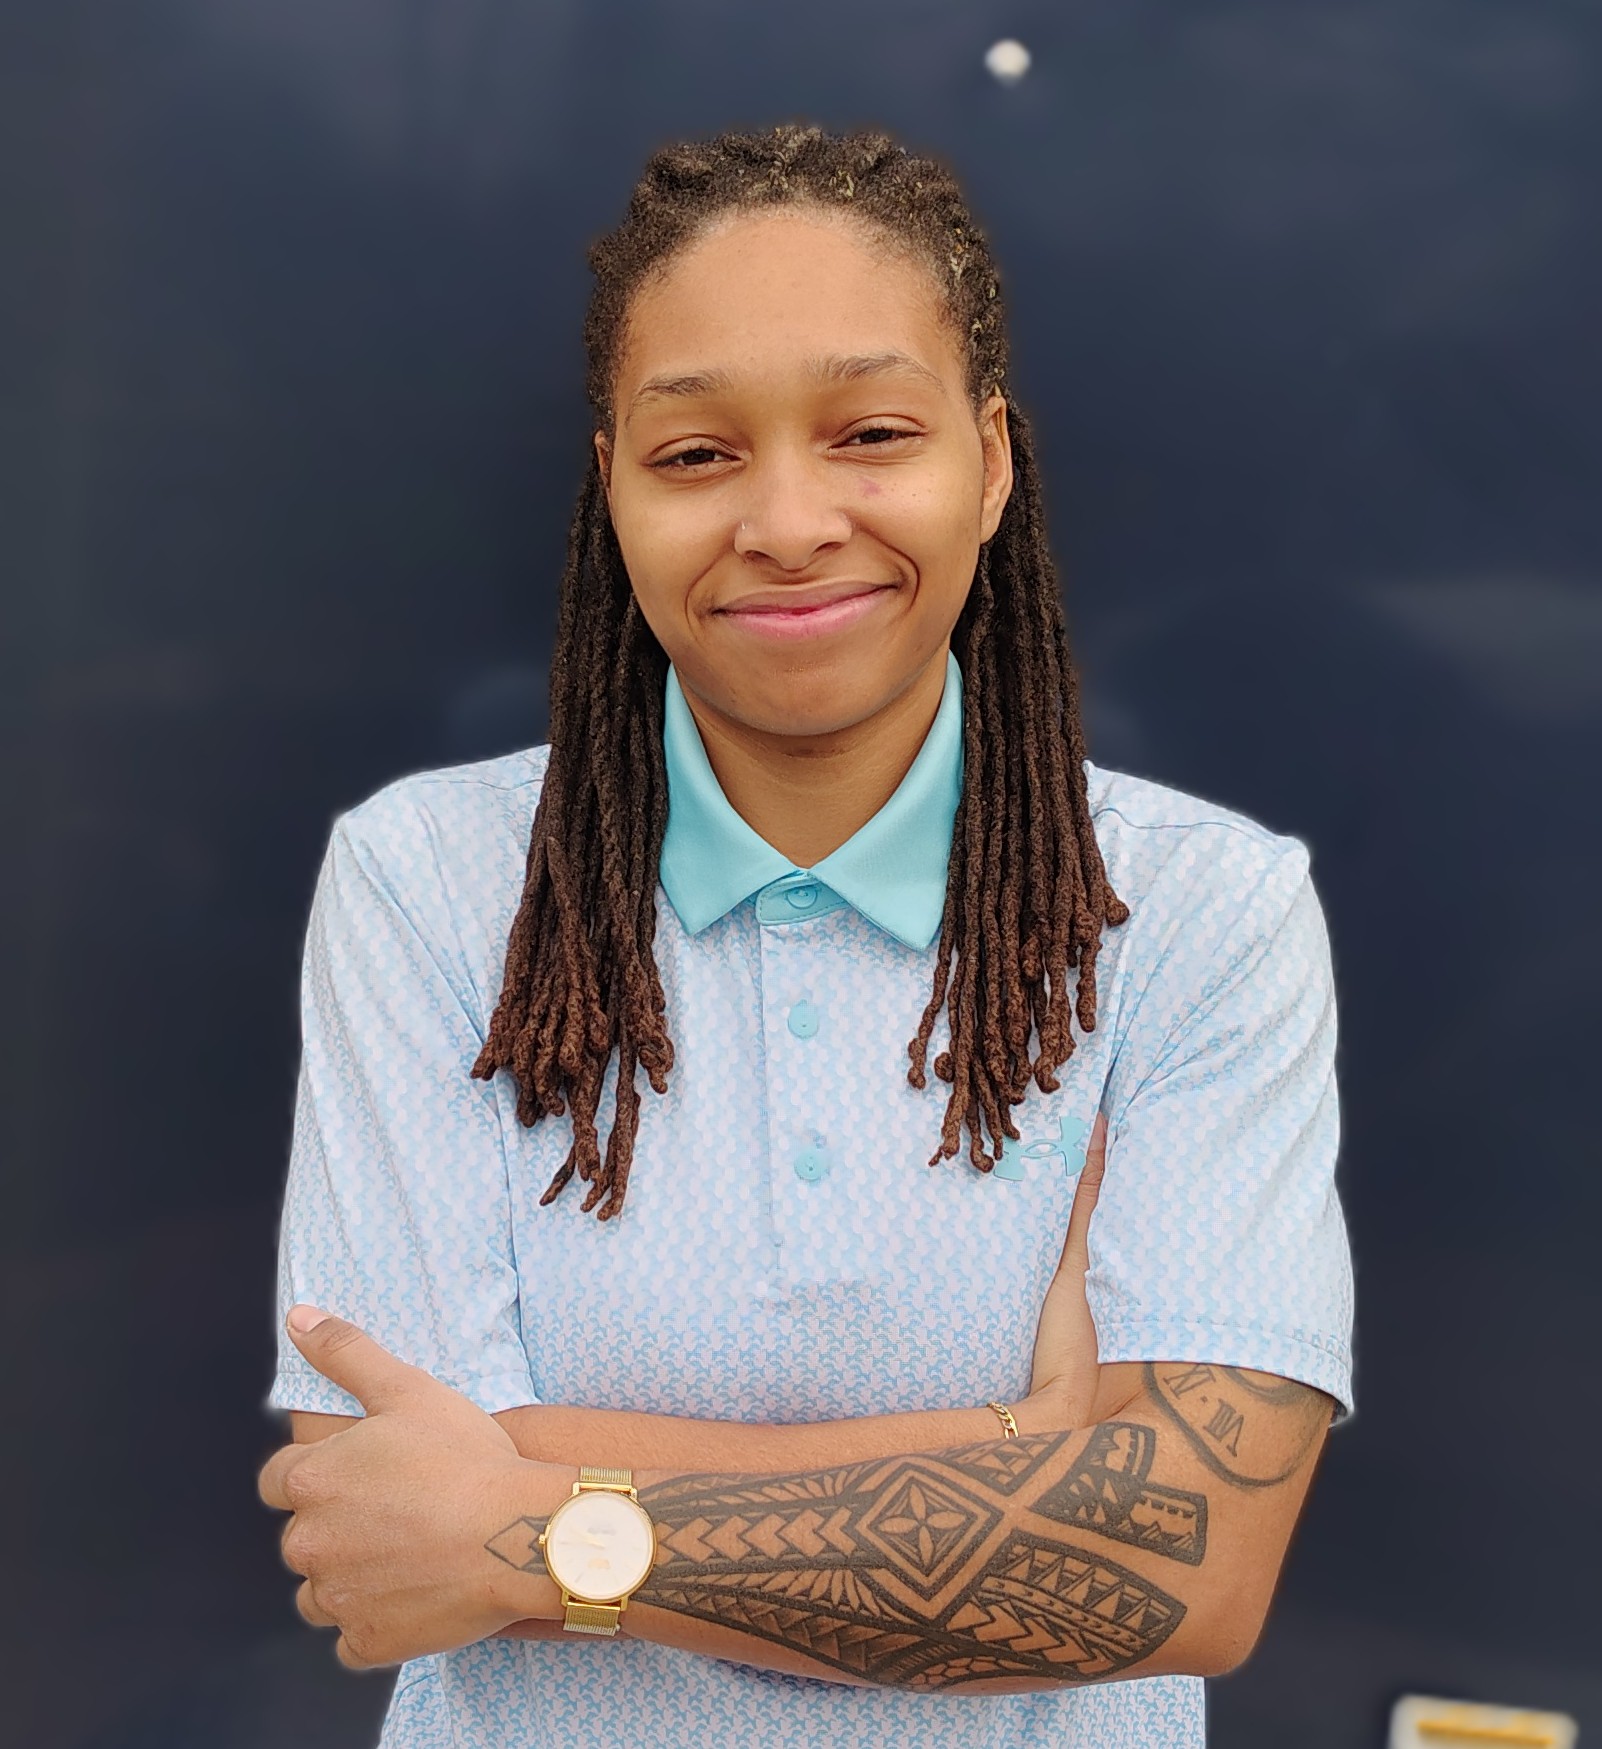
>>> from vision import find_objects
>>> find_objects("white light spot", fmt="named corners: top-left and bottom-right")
top-left (985, 39), bottom-right (1031, 84)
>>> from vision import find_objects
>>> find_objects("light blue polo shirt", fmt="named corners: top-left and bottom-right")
top-left (268, 647), bottom-right (1354, 1749)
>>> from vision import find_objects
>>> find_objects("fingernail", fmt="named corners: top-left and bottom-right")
top-left (288, 1304), bottom-right (330, 1333)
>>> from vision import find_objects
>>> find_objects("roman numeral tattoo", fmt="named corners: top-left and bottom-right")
top-left (490, 1427), bottom-right (1207, 1690)
top-left (1144, 1363), bottom-right (1333, 1488)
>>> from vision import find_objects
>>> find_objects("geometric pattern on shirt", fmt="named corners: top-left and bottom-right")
top-left (266, 741), bottom-right (1355, 1748)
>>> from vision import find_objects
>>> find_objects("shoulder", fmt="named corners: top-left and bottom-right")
top-left (313, 746), bottom-right (554, 1005)
top-left (1085, 759), bottom-right (1320, 980)
top-left (1088, 758), bottom-right (1310, 885)
top-left (1087, 758), bottom-right (1298, 855)
top-left (334, 741), bottom-right (552, 871)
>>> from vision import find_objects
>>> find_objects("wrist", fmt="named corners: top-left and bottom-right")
top-left (485, 1459), bottom-right (578, 1622)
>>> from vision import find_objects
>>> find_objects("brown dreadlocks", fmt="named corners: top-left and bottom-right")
top-left (470, 124), bottom-right (1130, 1221)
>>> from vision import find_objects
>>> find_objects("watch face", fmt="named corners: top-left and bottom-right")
top-left (543, 1490), bottom-right (655, 1602)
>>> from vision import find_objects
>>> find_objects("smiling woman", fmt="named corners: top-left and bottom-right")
top-left (595, 209), bottom-right (1015, 855)
top-left (474, 127), bottom-right (1131, 1222)
top-left (265, 121), bottom-right (1353, 1749)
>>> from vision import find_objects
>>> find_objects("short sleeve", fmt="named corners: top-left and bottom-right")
top-left (1091, 833), bottom-right (1356, 1420)
top-left (264, 796), bottom-right (538, 1419)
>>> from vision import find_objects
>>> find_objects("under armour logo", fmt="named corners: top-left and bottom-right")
top-left (994, 1113), bottom-right (1092, 1182)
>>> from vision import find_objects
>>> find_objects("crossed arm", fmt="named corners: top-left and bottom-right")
top-left (286, 1358), bottom-right (1333, 1692)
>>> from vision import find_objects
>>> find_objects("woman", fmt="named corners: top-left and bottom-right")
top-left (260, 123), bottom-right (1354, 1749)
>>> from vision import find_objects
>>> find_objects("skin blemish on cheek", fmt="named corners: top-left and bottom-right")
top-left (859, 478), bottom-right (883, 496)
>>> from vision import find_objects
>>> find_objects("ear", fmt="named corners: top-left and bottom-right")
top-left (976, 390), bottom-right (1013, 543)
top-left (593, 429), bottom-right (613, 505)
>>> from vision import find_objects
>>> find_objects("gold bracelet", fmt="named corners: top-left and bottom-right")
top-left (985, 1400), bottom-right (1020, 1439)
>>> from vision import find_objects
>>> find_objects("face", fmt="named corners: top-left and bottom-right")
top-left (594, 207), bottom-right (1012, 747)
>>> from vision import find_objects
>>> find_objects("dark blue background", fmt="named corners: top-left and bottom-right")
top-left (6, 2), bottom-right (1599, 1743)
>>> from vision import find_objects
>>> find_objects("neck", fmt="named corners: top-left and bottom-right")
top-left (678, 652), bottom-right (949, 868)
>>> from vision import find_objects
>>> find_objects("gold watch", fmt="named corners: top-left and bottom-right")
top-left (537, 1465), bottom-right (657, 1635)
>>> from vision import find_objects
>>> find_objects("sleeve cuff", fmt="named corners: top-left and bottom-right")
top-left (1096, 1317), bottom-right (1356, 1423)
top-left (264, 1356), bottom-right (542, 1419)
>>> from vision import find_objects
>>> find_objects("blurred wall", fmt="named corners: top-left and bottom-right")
top-left (5, 2), bottom-right (1600, 1744)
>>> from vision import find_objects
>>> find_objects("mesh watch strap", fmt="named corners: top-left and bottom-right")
top-left (561, 1600), bottom-right (624, 1636)
top-left (577, 1464), bottom-right (634, 1490)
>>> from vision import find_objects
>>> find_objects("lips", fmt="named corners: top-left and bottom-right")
top-left (720, 582), bottom-right (891, 613)
top-left (717, 586), bottom-right (894, 641)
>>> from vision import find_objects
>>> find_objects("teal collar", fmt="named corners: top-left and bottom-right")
top-left (658, 649), bottom-right (965, 951)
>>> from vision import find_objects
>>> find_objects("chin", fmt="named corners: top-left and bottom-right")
top-left (757, 671), bottom-right (895, 726)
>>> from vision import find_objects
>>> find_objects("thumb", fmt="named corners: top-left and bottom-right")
top-left (284, 1305), bottom-right (425, 1414)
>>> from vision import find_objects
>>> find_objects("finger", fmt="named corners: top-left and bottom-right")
top-left (284, 1307), bottom-right (428, 1415)
top-left (258, 1441), bottom-right (311, 1512)
top-left (1055, 1112), bottom-right (1108, 1277)
top-left (335, 1631), bottom-right (389, 1672)
top-left (279, 1515), bottom-right (303, 1571)
top-left (296, 1578), bottom-right (338, 1629)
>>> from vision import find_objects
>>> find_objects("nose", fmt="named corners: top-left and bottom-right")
top-left (731, 450), bottom-right (855, 570)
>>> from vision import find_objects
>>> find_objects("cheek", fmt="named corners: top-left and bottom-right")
top-left (891, 485), bottom-right (980, 568)
top-left (612, 502), bottom-right (699, 597)
top-left (627, 491), bottom-right (729, 561)
top-left (609, 506), bottom-right (717, 653)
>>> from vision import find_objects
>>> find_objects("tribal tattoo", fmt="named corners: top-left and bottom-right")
top-left (1034, 1424), bottom-right (1207, 1565)
top-left (490, 1427), bottom-right (1206, 1690)
top-left (1144, 1363), bottom-right (1333, 1488)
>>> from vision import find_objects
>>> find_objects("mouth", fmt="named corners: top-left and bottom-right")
top-left (717, 585), bottom-right (895, 642)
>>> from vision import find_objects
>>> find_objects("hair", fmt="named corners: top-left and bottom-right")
top-left (470, 122), bottom-right (1131, 1220)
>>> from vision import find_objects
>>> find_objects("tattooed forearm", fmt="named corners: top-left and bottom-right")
top-left (1034, 1424), bottom-right (1207, 1565)
top-left (485, 1378), bottom-right (1333, 1684)
top-left (625, 1430), bottom-right (1194, 1690)
top-left (1144, 1363), bottom-right (1332, 1488)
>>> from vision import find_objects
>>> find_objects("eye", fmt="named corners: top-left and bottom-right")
top-left (844, 426), bottom-right (915, 449)
top-left (654, 425), bottom-right (916, 468)
top-left (650, 445), bottom-right (725, 471)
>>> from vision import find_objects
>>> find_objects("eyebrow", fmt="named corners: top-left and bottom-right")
top-left (624, 350), bottom-right (945, 424)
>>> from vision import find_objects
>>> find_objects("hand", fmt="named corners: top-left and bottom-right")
top-left (1023, 1111), bottom-right (1108, 1428)
top-left (257, 1307), bottom-right (561, 1668)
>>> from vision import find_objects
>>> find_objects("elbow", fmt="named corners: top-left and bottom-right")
top-left (1196, 1628), bottom-right (1258, 1680)
top-left (1192, 1594), bottom-right (1272, 1679)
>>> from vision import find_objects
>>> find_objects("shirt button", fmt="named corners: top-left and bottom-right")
top-left (786, 884), bottom-right (819, 910)
top-left (793, 1147), bottom-right (830, 1183)
top-left (787, 1000), bottom-right (819, 1038)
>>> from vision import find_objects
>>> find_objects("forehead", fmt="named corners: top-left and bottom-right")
top-left (617, 208), bottom-right (960, 409)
